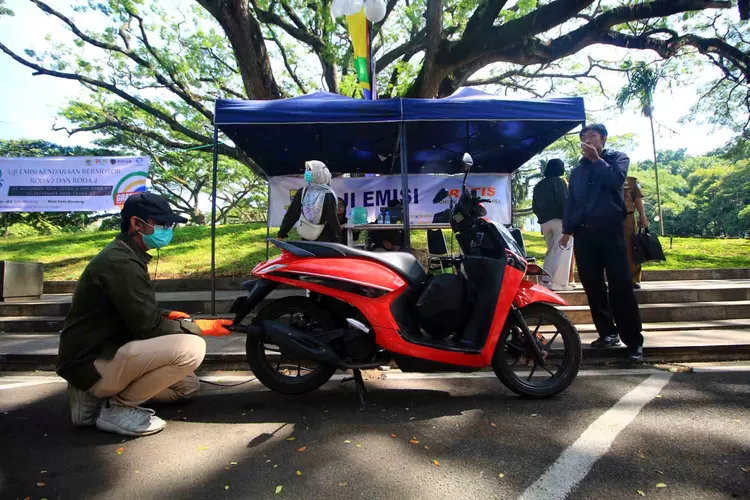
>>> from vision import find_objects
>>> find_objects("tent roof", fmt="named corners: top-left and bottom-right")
top-left (214, 88), bottom-right (585, 176)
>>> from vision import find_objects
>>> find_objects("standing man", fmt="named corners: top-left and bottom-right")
top-left (624, 176), bottom-right (649, 289)
top-left (559, 124), bottom-right (644, 362)
top-left (57, 192), bottom-right (232, 437)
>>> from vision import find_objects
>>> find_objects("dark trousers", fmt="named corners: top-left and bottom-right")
top-left (574, 226), bottom-right (644, 348)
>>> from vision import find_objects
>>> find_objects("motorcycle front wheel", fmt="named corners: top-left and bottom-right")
top-left (491, 303), bottom-right (581, 398)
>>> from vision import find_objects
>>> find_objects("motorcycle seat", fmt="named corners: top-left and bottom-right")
top-left (279, 240), bottom-right (426, 286)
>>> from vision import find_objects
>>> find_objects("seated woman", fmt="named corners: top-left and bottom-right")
top-left (370, 199), bottom-right (405, 251)
top-left (278, 161), bottom-right (341, 243)
top-left (337, 197), bottom-right (360, 246)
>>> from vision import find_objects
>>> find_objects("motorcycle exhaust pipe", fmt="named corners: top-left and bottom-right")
top-left (229, 321), bottom-right (341, 366)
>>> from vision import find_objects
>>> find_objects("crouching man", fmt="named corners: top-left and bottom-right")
top-left (57, 192), bottom-right (231, 437)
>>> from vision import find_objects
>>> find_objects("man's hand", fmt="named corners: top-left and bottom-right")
top-left (639, 214), bottom-right (649, 229)
top-left (193, 319), bottom-right (233, 336)
top-left (165, 311), bottom-right (190, 320)
top-left (559, 234), bottom-right (571, 250)
top-left (581, 142), bottom-right (600, 162)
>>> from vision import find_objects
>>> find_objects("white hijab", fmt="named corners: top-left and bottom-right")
top-left (302, 160), bottom-right (336, 224)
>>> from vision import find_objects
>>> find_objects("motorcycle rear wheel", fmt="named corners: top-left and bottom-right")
top-left (492, 303), bottom-right (581, 398)
top-left (245, 297), bottom-right (338, 395)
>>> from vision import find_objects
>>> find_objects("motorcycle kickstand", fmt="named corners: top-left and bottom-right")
top-left (340, 368), bottom-right (368, 410)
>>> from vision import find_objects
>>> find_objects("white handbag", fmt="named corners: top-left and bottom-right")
top-left (297, 187), bottom-right (326, 240)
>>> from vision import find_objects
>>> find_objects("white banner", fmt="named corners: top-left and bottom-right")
top-left (269, 174), bottom-right (511, 226)
top-left (0, 156), bottom-right (149, 212)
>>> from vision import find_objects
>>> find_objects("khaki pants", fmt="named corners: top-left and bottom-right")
top-left (91, 334), bottom-right (206, 407)
top-left (624, 215), bottom-right (642, 284)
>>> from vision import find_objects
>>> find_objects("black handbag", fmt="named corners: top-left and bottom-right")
top-left (633, 228), bottom-right (666, 263)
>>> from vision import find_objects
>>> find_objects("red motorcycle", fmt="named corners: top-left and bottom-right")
top-left (230, 154), bottom-right (581, 403)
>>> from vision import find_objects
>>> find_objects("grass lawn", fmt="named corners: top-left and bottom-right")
top-left (1, 224), bottom-right (748, 280)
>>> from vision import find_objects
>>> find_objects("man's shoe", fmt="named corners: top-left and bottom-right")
top-left (96, 401), bottom-right (166, 437)
top-left (627, 345), bottom-right (644, 363)
top-left (590, 335), bottom-right (623, 348)
top-left (633, 283), bottom-right (642, 290)
top-left (67, 383), bottom-right (102, 427)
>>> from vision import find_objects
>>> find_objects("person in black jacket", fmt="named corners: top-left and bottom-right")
top-left (532, 158), bottom-right (573, 291)
top-left (559, 124), bottom-right (644, 362)
top-left (278, 161), bottom-right (341, 243)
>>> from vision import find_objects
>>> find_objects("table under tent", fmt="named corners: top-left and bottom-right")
top-left (208, 88), bottom-right (586, 310)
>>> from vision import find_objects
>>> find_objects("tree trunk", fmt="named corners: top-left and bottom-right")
top-left (197, 0), bottom-right (281, 100)
top-left (649, 114), bottom-right (665, 236)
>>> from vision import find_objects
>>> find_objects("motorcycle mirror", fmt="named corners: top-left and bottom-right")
top-left (462, 152), bottom-right (474, 168)
top-left (432, 188), bottom-right (449, 204)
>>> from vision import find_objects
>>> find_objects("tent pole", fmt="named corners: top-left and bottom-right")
top-left (210, 126), bottom-right (219, 315)
top-left (399, 122), bottom-right (411, 249)
top-left (265, 182), bottom-right (271, 260)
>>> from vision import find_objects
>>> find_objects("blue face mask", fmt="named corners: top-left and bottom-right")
top-left (304, 171), bottom-right (314, 183)
top-left (140, 221), bottom-right (174, 249)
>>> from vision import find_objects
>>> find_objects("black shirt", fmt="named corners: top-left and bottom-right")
top-left (563, 150), bottom-right (629, 234)
top-left (532, 176), bottom-right (568, 224)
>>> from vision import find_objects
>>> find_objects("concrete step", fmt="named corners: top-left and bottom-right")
top-left (557, 280), bottom-right (750, 306)
top-left (560, 300), bottom-right (750, 325)
top-left (40, 268), bottom-right (750, 294)
top-left (5, 281), bottom-right (750, 318)
top-left (2, 329), bottom-right (749, 370)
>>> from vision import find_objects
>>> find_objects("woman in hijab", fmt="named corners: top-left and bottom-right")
top-left (278, 160), bottom-right (342, 242)
top-left (532, 158), bottom-right (572, 291)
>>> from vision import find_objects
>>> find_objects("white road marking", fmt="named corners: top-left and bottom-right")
top-left (519, 372), bottom-right (673, 500)
top-left (689, 366), bottom-right (750, 373)
top-left (0, 379), bottom-right (65, 390)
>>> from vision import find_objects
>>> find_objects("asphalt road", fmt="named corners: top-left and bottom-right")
top-left (1, 367), bottom-right (749, 500)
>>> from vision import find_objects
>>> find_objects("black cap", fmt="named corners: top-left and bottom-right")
top-left (121, 193), bottom-right (188, 226)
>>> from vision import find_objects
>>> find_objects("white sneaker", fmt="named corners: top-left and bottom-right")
top-left (550, 284), bottom-right (574, 291)
top-left (96, 401), bottom-right (167, 437)
top-left (67, 383), bottom-right (102, 427)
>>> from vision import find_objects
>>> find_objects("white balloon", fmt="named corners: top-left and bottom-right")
top-left (331, 0), bottom-right (348, 18)
top-left (344, 0), bottom-right (364, 16)
top-left (364, 0), bottom-right (386, 22)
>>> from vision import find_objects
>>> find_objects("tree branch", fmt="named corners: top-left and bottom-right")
top-left (268, 30), bottom-right (308, 94)
top-left (376, 30), bottom-right (426, 72)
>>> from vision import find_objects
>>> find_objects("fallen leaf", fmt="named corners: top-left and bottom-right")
top-left (297, 446), bottom-right (307, 452)
top-left (655, 470), bottom-right (664, 475)
top-left (741, 467), bottom-right (749, 473)
top-left (655, 395), bottom-right (662, 398)
top-left (490, 423), bottom-right (498, 427)
top-left (355, 444), bottom-right (362, 448)
top-left (338, 482), bottom-right (348, 487)
top-left (275, 485), bottom-right (283, 494)
top-left (638, 453), bottom-right (647, 459)
top-left (432, 460), bottom-right (440, 467)
top-left (274, 464), bottom-right (278, 468)
top-left (225, 467), bottom-right (231, 470)
top-left (498, 473), bottom-right (505, 478)
top-left (637, 490), bottom-right (645, 496)
top-left (225, 485), bottom-right (230, 491)
top-left (409, 416), bottom-right (416, 421)
top-left (344, 440), bottom-right (351, 443)
top-left (424, 445), bottom-right (430, 450)
top-left (391, 434), bottom-right (397, 438)
top-left (266, 460), bottom-right (272, 463)
top-left (135, 470), bottom-right (140, 474)
top-left (37, 482), bottom-right (46, 487)
top-left (197, 445), bottom-right (209, 451)
top-left (116, 447), bottom-right (125, 455)
top-left (40, 470), bottom-right (47, 474)
top-left (286, 437), bottom-right (296, 441)
top-left (531, 413), bottom-right (539, 417)
top-left (296, 470), bottom-right (303, 476)
top-left (409, 438), bottom-right (420, 444)
top-left (230, 461), bottom-right (238, 465)
top-left (655, 483), bottom-right (667, 488)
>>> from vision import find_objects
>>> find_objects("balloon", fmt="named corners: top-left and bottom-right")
top-left (364, 0), bottom-right (386, 22)
top-left (331, 0), bottom-right (348, 18)
top-left (344, 0), bottom-right (364, 16)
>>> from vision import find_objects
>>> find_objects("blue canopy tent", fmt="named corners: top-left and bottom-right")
top-left (209, 88), bottom-right (585, 311)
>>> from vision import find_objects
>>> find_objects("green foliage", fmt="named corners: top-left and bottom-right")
top-left (616, 61), bottom-right (664, 118)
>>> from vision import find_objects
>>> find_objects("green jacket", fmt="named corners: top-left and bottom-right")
top-left (57, 233), bottom-right (201, 390)
top-left (532, 177), bottom-right (568, 225)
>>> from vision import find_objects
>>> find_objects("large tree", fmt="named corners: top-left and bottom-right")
top-left (0, 0), bottom-right (748, 184)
